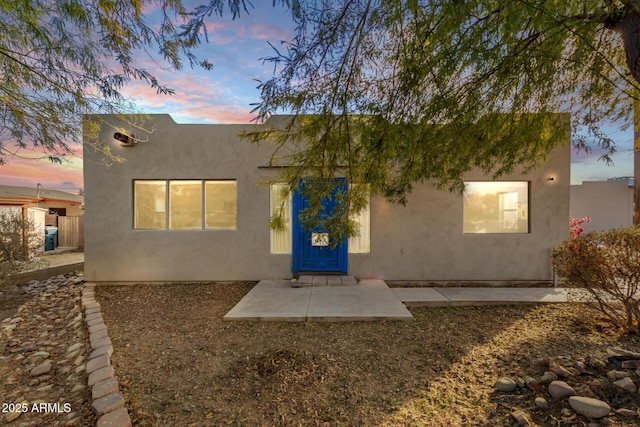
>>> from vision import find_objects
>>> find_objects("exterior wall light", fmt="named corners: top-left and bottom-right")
top-left (114, 132), bottom-right (137, 147)
top-left (548, 176), bottom-right (556, 181)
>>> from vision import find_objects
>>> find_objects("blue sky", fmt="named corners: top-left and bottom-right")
top-left (0, 2), bottom-right (635, 193)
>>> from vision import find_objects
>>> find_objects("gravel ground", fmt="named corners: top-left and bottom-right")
top-left (96, 282), bottom-right (640, 427)
top-left (1, 272), bottom-right (95, 426)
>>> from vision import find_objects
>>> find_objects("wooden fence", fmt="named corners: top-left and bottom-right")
top-left (57, 216), bottom-right (84, 248)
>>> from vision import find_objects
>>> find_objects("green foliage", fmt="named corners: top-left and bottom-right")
top-left (244, 1), bottom-right (639, 238)
top-left (0, 0), bottom-right (254, 165)
top-left (0, 212), bottom-right (45, 285)
top-left (552, 227), bottom-right (640, 333)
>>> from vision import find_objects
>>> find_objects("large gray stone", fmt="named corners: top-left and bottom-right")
top-left (30, 360), bottom-right (53, 377)
top-left (92, 392), bottom-right (125, 417)
top-left (548, 380), bottom-right (576, 399)
top-left (97, 407), bottom-right (132, 427)
top-left (88, 366), bottom-right (115, 386)
top-left (86, 354), bottom-right (111, 374)
top-left (540, 371), bottom-right (558, 383)
top-left (534, 397), bottom-right (548, 409)
top-left (613, 377), bottom-right (637, 393)
top-left (92, 377), bottom-right (120, 400)
top-left (569, 396), bottom-right (611, 419)
top-left (551, 365), bottom-right (572, 378)
top-left (495, 377), bottom-right (517, 392)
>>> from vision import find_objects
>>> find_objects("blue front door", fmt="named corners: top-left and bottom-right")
top-left (292, 179), bottom-right (348, 274)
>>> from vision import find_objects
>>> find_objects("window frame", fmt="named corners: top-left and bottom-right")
top-left (463, 181), bottom-right (530, 234)
top-left (133, 179), bottom-right (237, 230)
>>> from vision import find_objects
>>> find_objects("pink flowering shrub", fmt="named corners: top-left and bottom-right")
top-left (569, 216), bottom-right (591, 239)
top-left (552, 226), bottom-right (640, 333)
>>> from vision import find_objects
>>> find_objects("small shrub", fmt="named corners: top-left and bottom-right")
top-left (552, 226), bottom-right (640, 333)
top-left (0, 212), bottom-right (44, 285)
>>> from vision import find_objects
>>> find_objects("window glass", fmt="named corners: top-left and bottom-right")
top-left (134, 181), bottom-right (167, 229)
top-left (170, 180), bottom-right (202, 229)
top-left (463, 181), bottom-right (529, 233)
top-left (205, 181), bottom-right (237, 229)
top-left (348, 192), bottom-right (370, 253)
top-left (270, 184), bottom-right (292, 253)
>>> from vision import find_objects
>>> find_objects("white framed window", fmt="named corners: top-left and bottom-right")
top-left (463, 181), bottom-right (529, 234)
top-left (348, 192), bottom-right (370, 253)
top-left (270, 183), bottom-right (292, 253)
top-left (134, 180), bottom-right (167, 229)
top-left (170, 180), bottom-right (202, 229)
top-left (133, 180), bottom-right (236, 230)
top-left (205, 181), bottom-right (237, 229)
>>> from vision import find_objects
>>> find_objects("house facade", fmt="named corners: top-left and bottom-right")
top-left (83, 114), bottom-right (570, 283)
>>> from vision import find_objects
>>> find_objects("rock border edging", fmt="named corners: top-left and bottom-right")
top-left (81, 283), bottom-right (132, 427)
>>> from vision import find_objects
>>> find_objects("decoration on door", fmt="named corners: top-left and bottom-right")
top-left (311, 232), bottom-right (329, 247)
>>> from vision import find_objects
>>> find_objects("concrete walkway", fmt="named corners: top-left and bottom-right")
top-left (224, 279), bottom-right (414, 321)
top-left (224, 279), bottom-right (582, 322)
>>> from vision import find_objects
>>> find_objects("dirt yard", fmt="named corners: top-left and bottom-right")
top-left (97, 282), bottom-right (640, 426)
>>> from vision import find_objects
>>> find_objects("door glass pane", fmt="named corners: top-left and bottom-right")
top-left (170, 181), bottom-right (202, 229)
top-left (348, 192), bottom-right (370, 253)
top-left (205, 181), bottom-right (236, 229)
top-left (134, 181), bottom-right (166, 229)
top-left (270, 184), bottom-right (291, 253)
top-left (463, 181), bottom-right (529, 233)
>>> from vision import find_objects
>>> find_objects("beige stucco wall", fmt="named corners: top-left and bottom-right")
top-left (83, 114), bottom-right (570, 282)
top-left (570, 181), bottom-right (633, 233)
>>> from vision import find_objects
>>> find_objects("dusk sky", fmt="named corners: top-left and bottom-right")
top-left (0, 2), bottom-right (635, 194)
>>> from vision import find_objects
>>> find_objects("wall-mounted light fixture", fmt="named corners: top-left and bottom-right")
top-left (114, 132), bottom-right (138, 147)
top-left (547, 176), bottom-right (556, 181)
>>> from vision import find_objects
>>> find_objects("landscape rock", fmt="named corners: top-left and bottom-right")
top-left (495, 377), bottom-right (517, 392)
top-left (0, 272), bottom-right (95, 425)
top-left (534, 397), bottom-right (548, 409)
top-left (548, 380), bottom-right (576, 399)
top-left (510, 409), bottom-right (530, 425)
top-left (573, 361), bottom-right (587, 371)
top-left (614, 408), bottom-right (638, 417)
top-left (606, 370), bottom-right (629, 380)
top-left (540, 371), bottom-right (558, 383)
top-left (30, 360), bottom-right (53, 377)
top-left (551, 365), bottom-right (572, 378)
top-left (568, 396), bottom-right (611, 419)
top-left (524, 376), bottom-right (538, 389)
top-left (613, 377), bottom-right (637, 393)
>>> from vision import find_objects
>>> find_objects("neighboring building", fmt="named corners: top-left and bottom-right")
top-left (0, 185), bottom-right (85, 250)
top-left (83, 114), bottom-right (570, 283)
top-left (0, 185), bottom-right (84, 217)
top-left (0, 206), bottom-right (47, 253)
top-left (570, 180), bottom-right (633, 233)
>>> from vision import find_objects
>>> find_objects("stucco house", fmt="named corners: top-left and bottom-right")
top-left (0, 185), bottom-right (85, 251)
top-left (0, 185), bottom-right (84, 215)
top-left (83, 114), bottom-right (570, 284)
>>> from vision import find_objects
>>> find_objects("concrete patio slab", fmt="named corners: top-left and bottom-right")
top-left (223, 280), bottom-right (311, 321)
top-left (307, 280), bottom-right (413, 321)
top-left (224, 278), bottom-right (412, 322)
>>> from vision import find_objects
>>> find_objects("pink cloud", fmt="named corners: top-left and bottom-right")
top-left (1, 149), bottom-right (83, 192)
